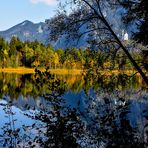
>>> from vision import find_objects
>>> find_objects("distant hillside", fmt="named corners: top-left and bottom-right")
top-left (0, 20), bottom-right (48, 44)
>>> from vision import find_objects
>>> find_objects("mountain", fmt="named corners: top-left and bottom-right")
top-left (0, 19), bottom-right (87, 48)
top-left (0, 20), bottom-right (48, 44)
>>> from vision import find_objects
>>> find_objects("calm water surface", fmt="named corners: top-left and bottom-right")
top-left (0, 72), bottom-right (148, 147)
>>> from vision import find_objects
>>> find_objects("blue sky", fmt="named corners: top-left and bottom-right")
top-left (0, 0), bottom-right (58, 31)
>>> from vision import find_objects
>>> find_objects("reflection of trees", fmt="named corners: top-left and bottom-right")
top-left (1, 89), bottom-right (147, 147)
top-left (0, 70), bottom-right (144, 99)
top-left (0, 101), bottom-right (20, 147)
top-left (77, 93), bottom-right (148, 147)
top-left (0, 69), bottom-right (147, 147)
top-left (30, 104), bottom-right (82, 147)
top-left (0, 70), bottom-right (84, 147)
top-left (83, 72), bottom-right (142, 95)
top-left (26, 69), bottom-right (83, 147)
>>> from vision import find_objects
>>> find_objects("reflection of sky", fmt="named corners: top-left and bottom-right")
top-left (62, 90), bottom-right (86, 111)
top-left (0, 88), bottom-right (148, 146)
top-left (1, 89), bottom-right (148, 129)
top-left (128, 100), bottom-right (148, 128)
top-left (0, 100), bottom-right (36, 133)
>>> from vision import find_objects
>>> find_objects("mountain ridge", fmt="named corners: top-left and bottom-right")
top-left (0, 20), bottom-right (48, 44)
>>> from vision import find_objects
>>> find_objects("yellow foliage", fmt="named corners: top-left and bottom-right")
top-left (103, 62), bottom-right (112, 69)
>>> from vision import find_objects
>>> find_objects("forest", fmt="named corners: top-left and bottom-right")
top-left (0, 36), bottom-right (147, 75)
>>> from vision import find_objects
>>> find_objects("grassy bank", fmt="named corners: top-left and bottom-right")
top-left (0, 67), bottom-right (83, 75)
top-left (48, 69), bottom-right (83, 75)
top-left (0, 67), bottom-right (35, 74)
top-left (0, 67), bottom-right (147, 76)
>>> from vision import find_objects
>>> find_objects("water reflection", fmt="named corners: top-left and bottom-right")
top-left (0, 71), bottom-right (148, 147)
top-left (0, 71), bottom-right (145, 98)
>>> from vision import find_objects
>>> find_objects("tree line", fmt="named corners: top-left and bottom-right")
top-left (0, 36), bottom-right (147, 72)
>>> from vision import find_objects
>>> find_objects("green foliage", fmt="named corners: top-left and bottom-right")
top-left (0, 37), bottom-right (147, 71)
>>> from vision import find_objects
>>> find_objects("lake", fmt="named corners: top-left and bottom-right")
top-left (0, 71), bottom-right (148, 148)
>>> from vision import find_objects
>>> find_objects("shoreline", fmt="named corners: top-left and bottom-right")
top-left (0, 67), bottom-right (83, 75)
top-left (0, 67), bottom-right (147, 76)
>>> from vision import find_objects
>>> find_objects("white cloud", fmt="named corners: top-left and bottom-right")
top-left (30, 0), bottom-right (57, 6)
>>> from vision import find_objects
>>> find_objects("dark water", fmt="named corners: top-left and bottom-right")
top-left (0, 72), bottom-right (148, 148)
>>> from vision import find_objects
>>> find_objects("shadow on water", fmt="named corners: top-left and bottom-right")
top-left (0, 70), bottom-right (148, 147)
